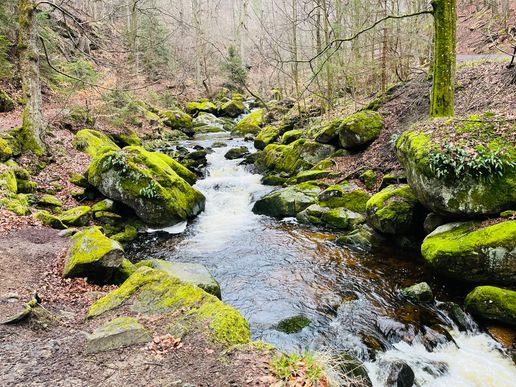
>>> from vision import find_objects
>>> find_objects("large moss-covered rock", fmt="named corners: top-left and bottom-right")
top-left (396, 118), bottom-right (516, 217)
top-left (338, 111), bottom-right (383, 149)
top-left (220, 99), bottom-right (246, 118)
top-left (254, 126), bottom-right (279, 150)
top-left (0, 164), bottom-right (30, 215)
top-left (63, 227), bottom-right (124, 282)
top-left (0, 89), bottom-right (15, 112)
top-left (87, 267), bottom-right (250, 345)
top-left (366, 184), bottom-right (424, 234)
top-left (60, 206), bottom-right (91, 226)
top-left (85, 316), bottom-right (151, 354)
top-left (253, 182), bottom-right (325, 218)
top-left (160, 109), bottom-right (193, 136)
top-left (74, 129), bottom-right (120, 158)
top-left (421, 221), bottom-right (516, 284)
top-left (296, 204), bottom-right (365, 230)
top-left (88, 146), bottom-right (205, 227)
top-left (136, 259), bottom-right (221, 299)
top-left (318, 183), bottom-right (371, 213)
top-left (187, 101), bottom-right (217, 115)
top-left (281, 129), bottom-right (303, 145)
top-left (259, 139), bottom-right (335, 176)
top-left (232, 109), bottom-right (264, 135)
top-left (465, 286), bottom-right (516, 326)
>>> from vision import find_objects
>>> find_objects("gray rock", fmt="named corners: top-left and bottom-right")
top-left (85, 317), bottom-right (151, 354)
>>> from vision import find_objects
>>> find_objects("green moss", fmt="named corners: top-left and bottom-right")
top-left (113, 258), bottom-right (137, 284)
top-left (0, 89), bottom-right (15, 112)
top-left (16, 179), bottom-right (37, 193)
top-left (0, 138), bottom-right (13, 161)
top-left (35, 210), bottom-right (66, 229)
top-left (338, 110), bottom-right (383, 148)
top-left (60, 206), bottom-right (91, 226)
top-left (254, 126), bottom-right (279, 150)
top-left (63, 226), bottom-right (124, 281)
top-left (111, 224), bottom-right (139, 244)
top-left (160, 109), bottom-right (193, 131)
top-left (74, 129), bottom-right (120, 158)
top-left (220, 99), bottom-right (246, 118)
top-left (87, 267), bottom-right (250, 346)
top-left (37, 194), bottom-right (63, 209)
top-left (360, 169), bottom-right (377, 190)
top-left (232, 109), bottom-right (264, 135)
top-left (465, 286), bottom-right (516, 326)
top-left (276, 315), bottom-right (311, 334)
top-left (281, 129), bottom-right (302, 145)
top-left (0, 194), bottom-right (30, 216)
top-left (319, 184), bottom-right (371, 213)
top-left (0, 164), bottom-right (17, 194)
top-left (187, 101), bottom-right (217, 114)
top-left (422, 221), bottom-right (516, 264)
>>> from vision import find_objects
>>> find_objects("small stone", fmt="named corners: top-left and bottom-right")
top-left (401, 282), bottom-right (434, 303)
top-left (224, 146), bottom-right (250, 160)
top-left (85, 317), bottom-right (151, 354)
top-left (276, 315), bottom-right (311, 334)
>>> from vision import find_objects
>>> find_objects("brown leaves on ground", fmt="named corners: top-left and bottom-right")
top-left (145, 334), bottom-right (183, 356)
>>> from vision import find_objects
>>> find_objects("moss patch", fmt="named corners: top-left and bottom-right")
top-left (465, 286), bottom-right (516, 326)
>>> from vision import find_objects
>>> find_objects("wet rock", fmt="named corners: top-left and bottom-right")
top-left (212, 141), bottom-right (227, 148)
top-left (366, 184), bottom-right (425, 235)
top-left (253, 181), bottom-right (325, 218)
top-left (85, 317), bottom-right (151, 354)
top-left (136, 259), bottom-right (221, 299)
top-left (465, 286), bottom-right (516, 326)
top-left (401, 282), bottom-right (434, 303)
top-left (63, 226), bottom-right (124, 283)
top-left (261, 173), bottom-right (288, 186)
top-left (335, 353), bottom-right (372, 386)
top-left (193, 113), bottom-right (228, 133)
top-left (421, 221), bottom-right (516, 284)
top-left (385, 361), bottom-right (415, 387)
top-left (224, 146), bottom-right (250, 160)
top-left (423, 212), bottom-right (446, 234)
top-left (336, 225), bottom-right (379, 252)
top-left (88, 146), bottom-right (205, 227)
top-left (296, 204), bottom-right (366, 230)
top-left (87, 267), bottom-right (250, 346)
top-left (439, 302), bottom-right (477, 332)
top-left (276, 315), bottom-right (311, 334)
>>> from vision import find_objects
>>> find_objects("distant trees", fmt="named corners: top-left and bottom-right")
top-left (221, 45), bottom-right (248, 92)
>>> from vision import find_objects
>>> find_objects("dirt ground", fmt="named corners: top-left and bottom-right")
top-left (0, 228), bottom-right (276, 387)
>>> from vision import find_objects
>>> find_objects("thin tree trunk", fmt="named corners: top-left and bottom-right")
top-left (18, 0), bottom-right (46, 155)
top-left (430, 0), bottom-right (456, 117)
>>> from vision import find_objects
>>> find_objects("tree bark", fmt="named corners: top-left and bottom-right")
top-left (430, 0), bottom-right (456, 117)
top-left (18, 0), bottom-right (46, 155)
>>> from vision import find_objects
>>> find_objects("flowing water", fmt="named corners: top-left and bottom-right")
top-left (131, 135), bottom-right (516, 386)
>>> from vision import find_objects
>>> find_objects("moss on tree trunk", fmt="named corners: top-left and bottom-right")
top-left (18, 0), bottom-right (46, 155)
top-left (430, 0), bottom-right (456, 117)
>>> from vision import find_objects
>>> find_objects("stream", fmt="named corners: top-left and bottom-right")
top-left (130, 135), bottom-right (516, 386)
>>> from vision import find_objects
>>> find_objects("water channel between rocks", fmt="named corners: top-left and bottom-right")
top-left (129, 135), bottom-right (516, 386)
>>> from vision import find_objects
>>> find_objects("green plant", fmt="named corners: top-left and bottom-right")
top-left (271, 352), bottom-right (324, 385)
top-left (221, 45), bottom-right (248, 91)
top-left (0, 35), bottom-right (12, 80)
top-left (428, 143), bottom-right (515, 180)
top-left (139, 181), bottom-right (160, 199)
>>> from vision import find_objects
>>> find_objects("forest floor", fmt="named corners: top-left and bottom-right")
top-left (0, 228), bottom-right (277, 386)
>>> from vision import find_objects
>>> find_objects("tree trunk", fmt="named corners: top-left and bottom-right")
top-left (430, 0), bottom-right (456, 117)
top-left (18, 0), bottom-right (46, 155)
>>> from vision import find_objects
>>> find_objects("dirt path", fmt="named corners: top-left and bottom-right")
top-left (0, 228), bottom-right (276, 386)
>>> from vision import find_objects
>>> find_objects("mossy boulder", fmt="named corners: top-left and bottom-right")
top-left (289, 169), bottom-right (334, 184)
top-left (338, 111), bottom-right (383, 149)
top-left (395, 119), bottom-right (516, 217)
top-left (74, 129), bottom-right (120, 158)
top-left (224, 146), bottom-right (250, 160)
top-left (63, 227), bottom-right (124, 283)
top-left (187, 101), bottom-right (217, 115)
top-left (360, 169), bottom-right (377, 190)
top-left (421, 221), bottom-right (516, 284)
top-left (0, 138), bottom-right (13, 162)
top-left (314, 119), bottom-right (342, 144)
top-left (85, 316), bottom-right (151, 354)
top-left (35, 210), bottom-right (66, 229)
top-left (92, 199), bottom-right (115, 213)
top-left (253, 182), bottom-right (326, 218)
top-left (220, 99), bottom-right (246, 118)
top-left (318, 183), bottom-right (371, 213)
top-left (36, 194), bottom-right (63, 210)
top-left (160, 110), bottom-right (193, 136)
top-left (336, 224), bottom-right (379, 252)
top-left (254, 126), bottom-right (280, 150)
top-left (60, 206), bottom-right (91, 226)
top-left (232, 109), bottom-right (265, 135)
top-left (296, 204), bottom-right (366, 230)
top-left (401, 282), bottom-right (434, 303)
top-left (87, 146), bottom-right (205, 227)
top-left (136, 259), bottom-right (221, 299)
top-left (0, 89), bottom-right (15, 112)
top-left (281, 129), bottom-right (303, 145)
top-left (87, 267), bottom-right (250, 346)
top-left (259, 139), bottom-right (335, 176)
top-left (464, 286), bottom-right (516, 326)
top-left (0, 164), bottom-right (17, 195)
top-left (109, 131), bottom-right (142, 147)
top-left (366, 184), bottom-right (425, 234)
top-left (110, 224), bottom-right (139, 244)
